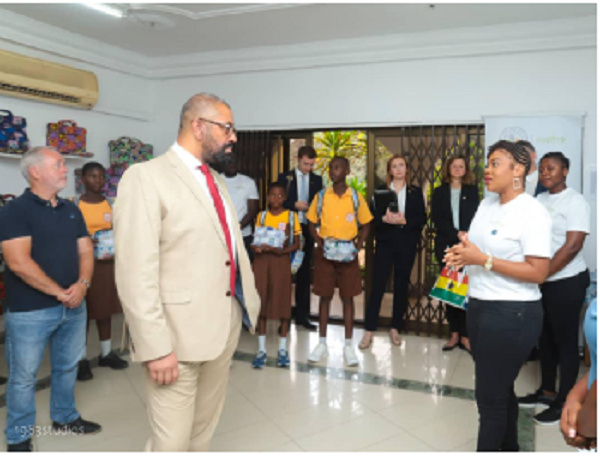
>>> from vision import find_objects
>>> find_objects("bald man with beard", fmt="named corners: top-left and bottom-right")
top-left (114, 93), bottom-right (260, 451)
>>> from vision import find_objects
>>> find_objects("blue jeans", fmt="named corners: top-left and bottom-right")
top-left (4, 303), bottom-right (86, 445)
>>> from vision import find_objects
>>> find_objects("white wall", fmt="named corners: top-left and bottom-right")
top-left (0, 15), bottom-right (595, 270)
top-left (151, 47), bottom-right (597, 269)
top-left (0, 40), bottom-right (153, 198)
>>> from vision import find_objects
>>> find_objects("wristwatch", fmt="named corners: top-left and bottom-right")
top-left (484, 255), bottom-right (493, 271)
top-left (79, 278), bottom-right (91, 288)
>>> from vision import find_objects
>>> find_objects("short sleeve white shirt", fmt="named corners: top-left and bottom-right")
top-left (467, 193), bottom-right (552, 301)
top-left (221, 173), bottom-right (259, 237)
top-left (537, 188), bottom-right (589, 282)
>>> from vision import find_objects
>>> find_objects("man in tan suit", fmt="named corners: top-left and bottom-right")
top-left (113, 93), bottom-right (260, 451)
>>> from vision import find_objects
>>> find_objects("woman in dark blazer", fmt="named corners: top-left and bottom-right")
top-left (360, 154), bottom-right (426, 349)
top-left (431, 155), bottom-right (480, 352)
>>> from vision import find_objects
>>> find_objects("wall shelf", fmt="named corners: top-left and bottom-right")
top-left (0, 152), bottom-right (92, 160)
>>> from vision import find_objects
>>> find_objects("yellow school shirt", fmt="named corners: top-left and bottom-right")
top-left (306, 187), bottom-right (373, 240)
top-left (78, 200), bottom-right (112, 237)
top-left (255, 210), bottom-right (302, 235)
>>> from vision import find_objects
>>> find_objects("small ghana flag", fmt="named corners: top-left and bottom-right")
top-left (430, 266), bottom-right (469, 309)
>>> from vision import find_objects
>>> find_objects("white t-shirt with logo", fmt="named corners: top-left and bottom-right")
top-left (221, 173), bottom-right (259, 237)
top-left (537, 188), bottom-right (590, 282)
top-left (467, 193), bottom-right (552, 301)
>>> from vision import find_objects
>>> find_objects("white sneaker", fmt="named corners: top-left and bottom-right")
top-left (344, 346), bottom-right (359, 367)
top-left (308, 343), bottom-right (328, 362)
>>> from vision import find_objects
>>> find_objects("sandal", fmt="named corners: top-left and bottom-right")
top-left (389, 329), bottom-right (402, 346)
top-left (358, 332), bottom-right (373, 350)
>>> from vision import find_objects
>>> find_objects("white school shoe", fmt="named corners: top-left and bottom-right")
top-left (344, 346), bottom-right (359, 367)
top-left (308, 343), bottom-right (328, 362)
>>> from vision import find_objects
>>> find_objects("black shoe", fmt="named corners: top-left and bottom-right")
top-left (517, 389), bottom-right (555, 408)
top-left (296, 318), bottom-right (317, 331)
top-left (7, 438), bottom-right (32, 452)
top-left (98, 351), bottom-right (129, 370)
top-left (77, 359), bottom-right (93, 381)
top-left (0, 375), bottom-right (7, 386)
top-left (442, 342), bottom-right (459, 351)
top-left (534, 404), bottom-right (562, 425)
top-left (52, 417), bottom-right (102, 435)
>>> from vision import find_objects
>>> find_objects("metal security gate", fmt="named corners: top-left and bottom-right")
top-left (367, 125), bottom-right (485, 336)
top-left (237, 125), bottom-right (485, 337)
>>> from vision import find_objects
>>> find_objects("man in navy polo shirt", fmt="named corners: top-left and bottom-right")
top-left (0, 146), bottom-right (101, 452)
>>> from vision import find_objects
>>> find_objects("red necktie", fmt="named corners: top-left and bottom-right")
top-left (199, 164), bottom-right (236, 294)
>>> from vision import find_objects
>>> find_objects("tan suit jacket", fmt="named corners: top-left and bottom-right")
top-left (113, 149), bottom-right (260, 363)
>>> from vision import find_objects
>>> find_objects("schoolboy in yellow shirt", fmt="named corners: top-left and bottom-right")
top-left (306, 156), bottom-right (372, 366)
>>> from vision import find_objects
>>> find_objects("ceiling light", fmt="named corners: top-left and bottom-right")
top-left (82, 3), bottom-right (125, 18)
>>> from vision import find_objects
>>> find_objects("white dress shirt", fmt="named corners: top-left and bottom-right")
top-left (172, 143), bottom-right (237, 260)
top-left (390, 182), bottom-right (407, 214)
top-left (295, 168), bottom-right (309, 223)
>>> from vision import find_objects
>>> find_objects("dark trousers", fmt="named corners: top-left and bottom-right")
top-left (468, 298), bottom-right (543, 451)
top-left (447, 304), bottom-right (468, 337)
top-left (294, 224), bottom-right (314, 322)
top-left (539, 270), bottom-right (590, 405)
top-left (243, 235), bottom-right (254, 264)
top-left (365, 239), bottom-right (417, 332)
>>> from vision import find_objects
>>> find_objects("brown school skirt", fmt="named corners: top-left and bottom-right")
top-left (253, 252), bottom-right (292, 320)
top-left (86, 259), bottom-right (123, 321)
top-left (312, 247), bottom-right (363, 298)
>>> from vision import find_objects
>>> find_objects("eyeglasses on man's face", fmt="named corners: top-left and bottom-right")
top-left (196, 117), bottom-right (237, 136)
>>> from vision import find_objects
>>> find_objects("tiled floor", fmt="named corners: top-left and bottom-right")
top-left (0, 314), bottom-right (583, 452)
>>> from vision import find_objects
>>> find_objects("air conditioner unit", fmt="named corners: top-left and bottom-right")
top-left (0, 49), bottom-right (98, 109)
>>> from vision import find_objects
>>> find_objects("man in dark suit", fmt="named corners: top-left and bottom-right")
top-left (277, 145), bottom-right (323, 330)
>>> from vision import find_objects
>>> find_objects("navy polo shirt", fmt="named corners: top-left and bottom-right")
top-left (0, 189), bottom-right (89, 312)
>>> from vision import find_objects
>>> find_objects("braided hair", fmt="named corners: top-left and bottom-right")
top-left (488, 140), bottom-right (531, 179)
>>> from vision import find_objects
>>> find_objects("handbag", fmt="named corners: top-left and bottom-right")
top-left (323, 238), bottom-right (357, 263)
top-left (46, 120), bottom-right (89, 156)
top-left (255, 210), bottom-right (305, 273)
top-left (94, 229), bottom-right (115, 260)
top-left (109, 136), bottom-right (153, 166)
top-left (0, 110), bottom-right (29, 154)
top-left (429, 266), bottom-right (469, 309)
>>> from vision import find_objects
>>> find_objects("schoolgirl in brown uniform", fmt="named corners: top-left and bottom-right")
top-left (251, 182), bottom-right (301, 369)
top-left (76, 162), bottom-right (128, 380)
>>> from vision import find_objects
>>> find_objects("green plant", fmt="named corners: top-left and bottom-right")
top-left (347, 176), bottom-right (367, 198)
top-left (313, 130), bottom-right (367, 178)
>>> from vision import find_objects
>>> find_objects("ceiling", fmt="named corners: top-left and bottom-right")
top-left (0, 3), bottom-right (596, 58)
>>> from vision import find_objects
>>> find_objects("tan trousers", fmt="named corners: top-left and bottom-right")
top-left (143, 300), bottom-right (242, 451)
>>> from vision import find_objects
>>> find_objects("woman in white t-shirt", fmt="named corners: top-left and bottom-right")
top-left (518, 152), bottom-right (590, 426)
top-left (444, 140), bottom-right (552, 452)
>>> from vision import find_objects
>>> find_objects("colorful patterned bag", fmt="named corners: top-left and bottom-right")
top-left (109, 136), bottom-right (153, 166)
top-left (429, 266), bottom-right (469, 309)
top-left (0, 110), bottom-right (29, 155)
top-left (46, 120), bottom-right (88, 156)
